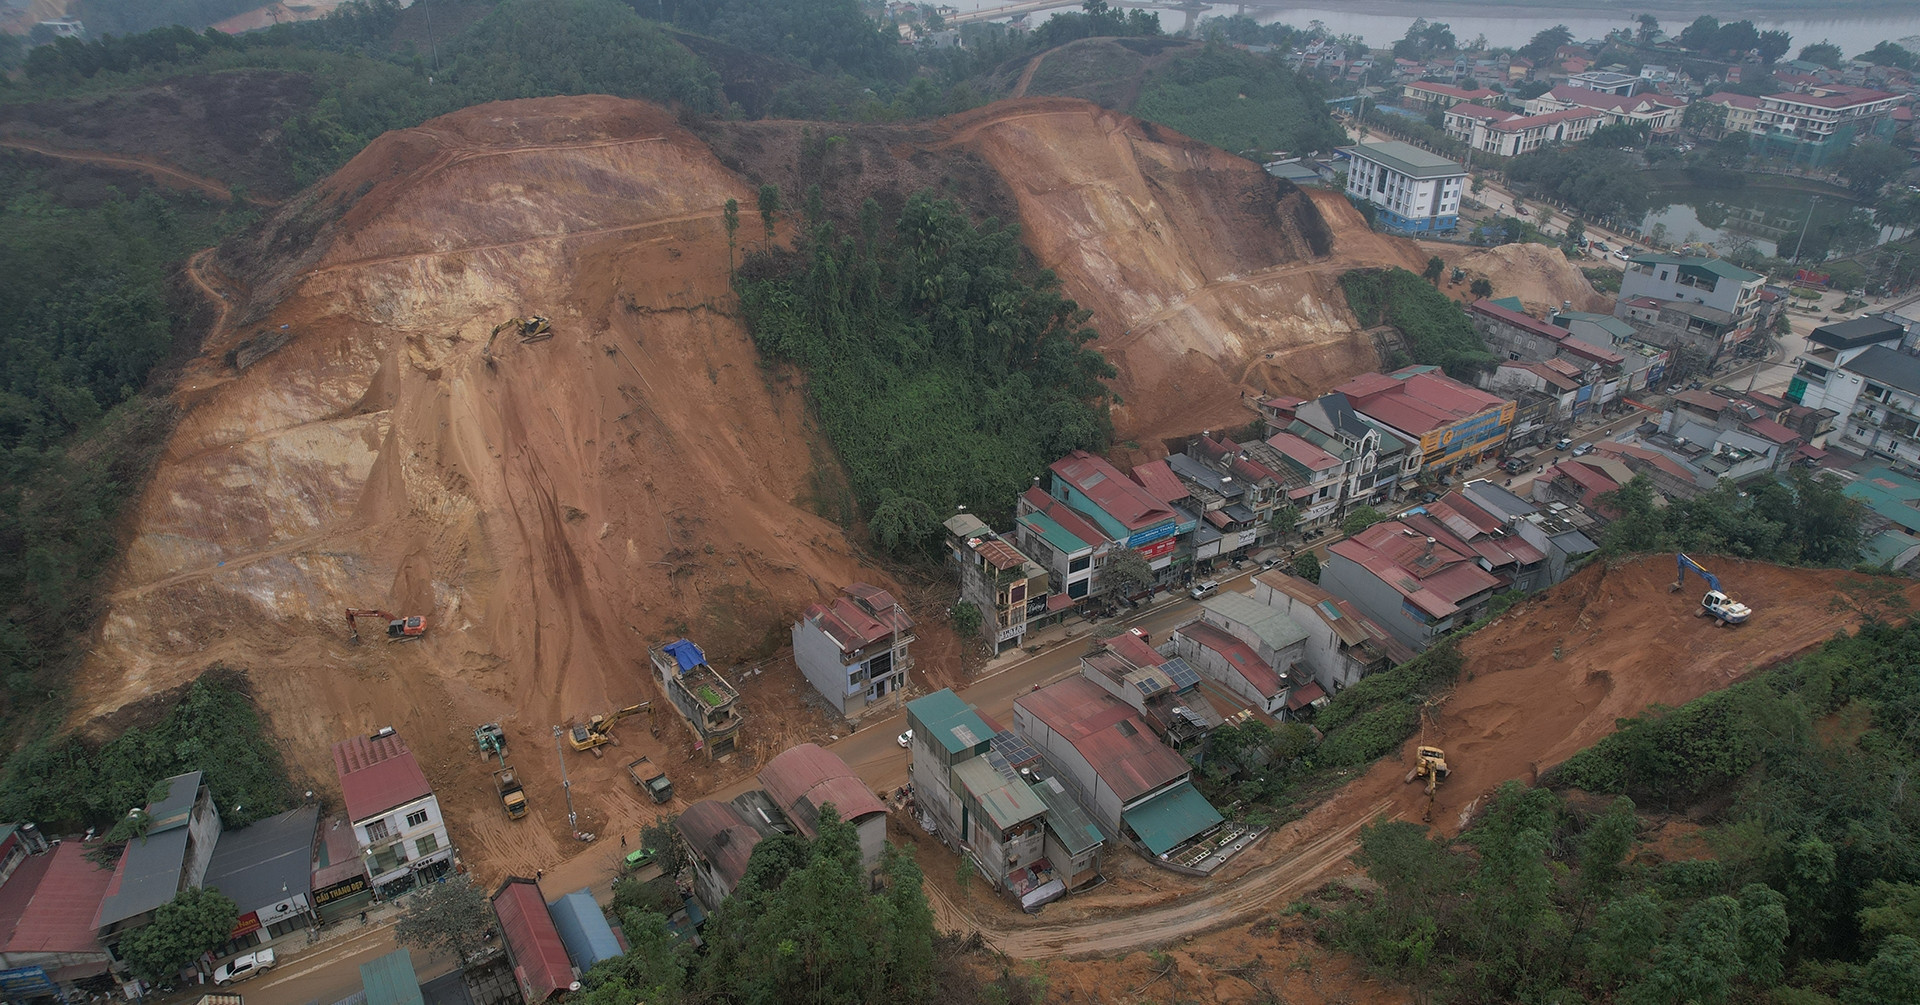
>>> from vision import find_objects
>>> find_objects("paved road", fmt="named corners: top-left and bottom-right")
top-left (234, 917), bottom-right (455, 1005)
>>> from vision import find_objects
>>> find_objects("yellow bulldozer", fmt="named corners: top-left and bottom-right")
top-left (567, 701), bottom-right (653, 757)
top-left (1404, 745), bottom-right (1451, 823)
top-left (481, 315), bottom-right (553, 367)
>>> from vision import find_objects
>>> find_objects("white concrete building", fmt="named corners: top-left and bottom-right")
top-left (332, 730), bottom-right (453, 895)
top-left (1342, 140), bottom-right (1465, 234)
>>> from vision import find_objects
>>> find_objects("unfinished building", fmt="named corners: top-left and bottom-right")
top-left (649, 638), bottom-right (743, 760)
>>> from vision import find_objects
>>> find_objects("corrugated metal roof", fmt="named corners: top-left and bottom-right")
top-left (1030, 777), bottom-right (1104, 855)
top-left (205, 804), bottom-right (318, 915)
top-left (491, 878), bottom-right (575, 1001)
top-left (1176, 619), bottom-right (1283, 697)
top-left (546, 889), bottom-right (622, 972)
top-left (95, 772), bottom-right (203, 928)
top-left (1129, 459), bottom-right (1189, 504)
top-left (953, 757), bottom-right (1047, 830)
top-left (360, 949), bottom-right (424, 1005)
top-left (1201, 592), bottom-right (1309, 652)
top-left (907, 690), bottom-right (995, 757)
top-left (675, 800), bottom-right (762, 894)
top-left (758, 744), bottom-right (886, 837)
top-left (1121, 782), bottom-right (1224, 856)
top-left (1050, 451), bottom-right (1177, 531)
top-left (334, 733), bottom-right (433, 824)
top-left (1, 839), bottom-right (112, 954)
top-left (1015, 678), bottom-right (1190, 804)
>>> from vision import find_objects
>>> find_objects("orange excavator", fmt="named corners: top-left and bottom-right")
top-left (345, 609), bottom-right (426, 644)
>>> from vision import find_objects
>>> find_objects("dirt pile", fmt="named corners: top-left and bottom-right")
top-left (921, 556), bottom-right (1918, 962)
top-left (80, 97), bottom-right (924, 882)
top-left (1416, 239), bottom-right (1612, 316)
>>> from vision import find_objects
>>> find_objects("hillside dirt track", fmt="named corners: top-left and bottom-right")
top-left (915, 556), bottom-right (1920, 964)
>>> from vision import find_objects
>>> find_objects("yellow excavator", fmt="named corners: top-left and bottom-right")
top-left (1405, 745), bottom-right (1451, 823)
top-left (567, 701), bottom-right (653, 757)
top-left (481, 315), bottom-right (553, 368)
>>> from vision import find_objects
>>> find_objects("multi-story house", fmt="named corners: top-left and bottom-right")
top-left (791, 582), bottom-right (913, 718)
top-left (1282, 393), bottom-right (1422, 508)
top-left (1698, 92), bottom-right (1763, 137)
top-left (1014, 487), bottom-right (1112, 605)
top-left (1445, 104), bottom-right (1603, 157)
top-left (1468, 299), bottom-right (1627, 410)
top-left (1527, 85), bottom-right (1683, 133)
top-left (1401, 80), bottom-right (1498, 110)
top-left (1321, 521), bottom-right (1504, 652)
top-left (1565, 70), bottom-right (1640, 95)
top-left (1827, 347), bottom-right (1920, 468)
top-left (1751, 87), bottom-right (1901, 165)
top-left (1342, 140), bottom-right (1466, 233)
top-left (1173, 591), bottom-right (1313, 717)
top-left (944, 514), bottom-right (1049, 650)
top-left (650, 638), bottom-right (744, 759)
top-left (1615, 253), bottom-right (1765, 365)
top-left (1788, 316), bottom-right (1908, 417)
top-left (1337, 367), bottom-right (1514, 478)
top-left (1047, 450), bottom-right (1180, 575)
top-left (93, 771), bottom-right (223, 984)
top-left (331, 730), bottom-right (452, 896)
top-left (1078, 629), bottom-right (1220, 748)
top-left (1250, 570), bottom-right (1414, 693)
top-left (1247, 430), bottom-right (1345, 535)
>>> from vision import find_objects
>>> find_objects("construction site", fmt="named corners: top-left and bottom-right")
top-left (20, 87), bottom-right (1912, 1001)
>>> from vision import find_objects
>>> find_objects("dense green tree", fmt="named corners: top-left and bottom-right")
top-left (1838, 141), bottom-right (1911, 197)
top-left (1757, 30), bottom-right (1794, 64)
top-left (1853, 935), bottom-right (1920, 1004)
top-left (1800, 41), bottom-right (1845, 68)
top-left (950, 600), bottom-right (981, 637)
top-left (1131, 45), bottom-right (1346, 158)
top-left (1292, 550), bottom-right (1320, 583)
top-left (1103, 550), bottom-right (1153, 598)
top-left (393, 875), bottom-right (493, 967)
top-left (1684, 100), bottom-right (1730, 136)
top-left (1518, 25), bottom-right (1573, 65)
top-left (1858, 41), bottom-right (1920, 71)
top-left (1469, 278), bottom-right (1493, 299)
top-left (577, 910), bottom-right (686, 1005)
top-left (1422, 255), bottom-right (1445, 284)
top-left (1679, 16), bottom-right (1720, 51)
top-left (1338, 268), bottom-right (1495, 379)
top-left (1392, 19), bottom-right (1457, 61)
top-left (1636, 14), bottom-right (1660, 45)
top-left (117, 887), bottom-right (238, 983)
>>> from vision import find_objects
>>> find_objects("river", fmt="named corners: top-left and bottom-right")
top-left (940, 1), bottom-right (1920, 58)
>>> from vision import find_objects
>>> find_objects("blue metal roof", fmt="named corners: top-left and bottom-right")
top-left (546, 888), bottom-right (622, 971)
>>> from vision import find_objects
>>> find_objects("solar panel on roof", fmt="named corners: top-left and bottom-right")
top-left (1161, 657), bottom-right (1200, 691)
top-left (990, 730), bottom-right (1041, 768)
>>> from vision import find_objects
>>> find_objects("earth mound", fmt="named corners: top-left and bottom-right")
top-left (1416, 239), bottom-right (1613, 316)
top-left (80, 97), bottom-right (910, 880)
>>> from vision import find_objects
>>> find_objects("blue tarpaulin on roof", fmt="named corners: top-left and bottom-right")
top-left (547, 889), bottom-right (622, 971)
top-left (663, 639), bottom-right (706, 673)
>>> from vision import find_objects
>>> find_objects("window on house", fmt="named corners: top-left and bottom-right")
top-left (415, 834), bottom-right (439, 858)
top-left (366, 819), bottom-right (390, 842)
top-left (1069, 554), bottom-right (1091, 574)
top-left (406, 809), bottom-right (429, 828)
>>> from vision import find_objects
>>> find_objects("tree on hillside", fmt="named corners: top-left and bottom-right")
top-left (117, 887), bottom-right (238, 983)
top-left (1799, 41), bottom-right (1844, 68)
top-left (1423, 255), bottom-right (1446, 285)
top-left (1757, 30), bottom-right (1793, 64)
top-left (1470, 278), bottom-right (1493, 299)
top-left (1859, 41), bottom-right (1920, 71)
top-left (1679, 16), bottom-right (1719, 51)
top-left (1519, 25), bottom-right (1573, 64)
top-left (722, 198), bottom-right (739, 276)
top-left (1839, 141), bottom-right (1911, 196)
top-left (1636, 14), bottom-right (1660, 45)
top-left (1103, 550), bottom-right (1154, 599)
top-left (756, 184), bottom-right (781, 239)
top-left (394, 875), bottom-right (493, 967)
top-left (1710, 20), bottom-right (1759, 58)
top-left (950, 600), bottom-right (981, 637)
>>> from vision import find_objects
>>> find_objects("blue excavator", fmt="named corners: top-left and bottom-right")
top-left (1672, 553), bottom-right (1753, 625)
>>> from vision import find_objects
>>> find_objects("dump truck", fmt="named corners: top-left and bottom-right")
top-left (627, 756), bottom-right (673, 804)
top-left (494, 766), bottom-right (528, 819)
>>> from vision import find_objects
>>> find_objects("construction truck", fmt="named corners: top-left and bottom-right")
top-left (1404, 745), bottom-right (1450, 823)
top-left (567, 701), bottom-right (653, 757)
top-left (627, 756), bottom-right (673, 804)
top-left (482, 315), bottom-right (553, 367)
top-left (494, 766), bottom-right (528, 819)
top-left (1671, 553), bottom-right (1752, 625)
top-left (475, 724), bottom-right (506, 762)
top-left (344, 609), bottom-right (426, 644)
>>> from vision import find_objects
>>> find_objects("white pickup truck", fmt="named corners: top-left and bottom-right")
top-left (213, 948), bottom-right (276, 985)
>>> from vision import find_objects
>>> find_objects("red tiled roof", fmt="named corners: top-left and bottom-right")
top-left (1130, 459), bottom-right (1189, 504)
top-left (1673, 389), bottom-right (1731, 412)
top-left (333, 733), bottom-right (432, 824)
top-left (492, 878), bottom-right (575, 1001)
top-left (1742, 417), bottom-right (1800, 444)
top-left (1337, 368), bottom-right (1506, 436)
top-left (1447, 102), bottom-right (1509, 122)
top-left (1593, 442), bottom-right (1698, 484)
top-left (1177, 619), bottom-right (1283, 697)
top-left (1015, 677), bottom-right (1191, 804)
top-left (1408, 81), bottom-right (1496, 101)
top-left (1485, 107), bottom-right (1602, 132)
top-left (1705, 91), bottom-right (1761, 110)
top-left (1767, 88), bottom-right (1896, 109)
top-left (1050, 450), bottom-right (1176, 532)
top-left (804, 590), bottom-right (909, 654)
top-left (757, 743), bottom-right (886, 834)
top-left (0, 841), bottom-right (112, 956)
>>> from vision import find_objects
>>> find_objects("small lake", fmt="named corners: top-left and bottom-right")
top-left (1638, 184), bottom-right (1909, 258)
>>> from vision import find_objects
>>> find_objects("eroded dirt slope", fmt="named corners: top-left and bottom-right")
top-left (80, 97), bottom-right (902, 881)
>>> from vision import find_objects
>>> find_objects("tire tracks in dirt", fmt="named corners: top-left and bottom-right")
top-left (930, 797), bottom-right (1400, 958)
top-left (306, 208), bottom-right (723, 277)
top-left (1, 138), bottom-right (279, 205)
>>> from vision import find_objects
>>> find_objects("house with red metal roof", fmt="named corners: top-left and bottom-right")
top-left (1013, 677), bottom-right (1223, 863)
top-left (1336, 367), bottom-right (1514, 477)
top-left (1078, 630), bottom-right (1223, 747)
top-left (674, 800), bottom-right (764, 913)
top-left (1443, 103), bottom-right (1604, 156)
top-left (1251, 571), bottom-right (1414, 692)
top-left (791, 582), bottom-right (915, 718)
top-left (1047, 450), bottom-right (1180, 568)
top-left (1321, 521), bottom-right (1504, 652)
top-left (758, 744), bottom-right (888, 869)
top-left (492, 878), bottom-right (577, 1001)
top-left (1402, 493), bottom-right (1549, 593)
top-left (1533, 458), bottom-right (1628, 517)
top-left (332, 730), bottom-right (451, 894)
top-left (0, 833), bottom-right (114, 994)
top-left (1402, 80), bottom-right (1498, 109)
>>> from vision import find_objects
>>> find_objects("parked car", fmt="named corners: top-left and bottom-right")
top-left (1501, 458), bottom-right (1528, 474)
top-left (1189, 580), bottom-right (1220, 601)
top-left (624, 845), bottom-right (658, 871)
top-left (1260, 556), bottom-right (1280, 570)
top-left (214, 950), bottom-right (276, 986)
top-left (896, 728), bottom-right (913, 748)
top-left (1571, 442), bottom-right (1596, 457)
top-left (1614, 247), bottom-right (1636, 261)
top-left (1590, 241), bottom-right (1610, 256)
top-left (1418, 491), bottom-right (1440, 504)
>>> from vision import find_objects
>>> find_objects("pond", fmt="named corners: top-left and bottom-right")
top-left (1637, 183), bottom-right (1907, 258)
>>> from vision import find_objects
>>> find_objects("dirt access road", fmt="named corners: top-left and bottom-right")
top-left (0, 139), bottom-right (280, 205)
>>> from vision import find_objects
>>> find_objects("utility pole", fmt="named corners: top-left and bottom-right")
top-left (1791, 194), bottom-right (1821, 264)
top-left (551, 725), bottom-right (576, 831)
